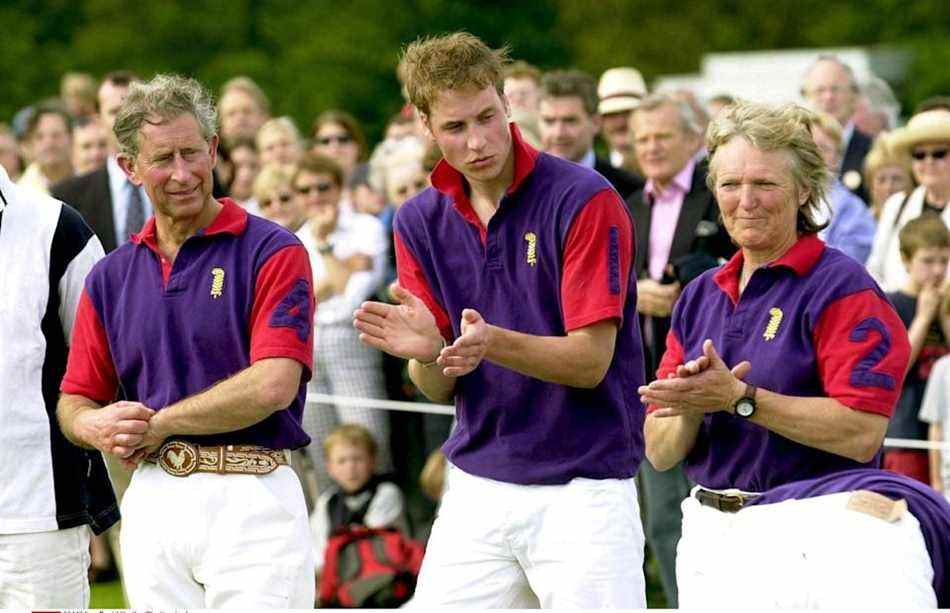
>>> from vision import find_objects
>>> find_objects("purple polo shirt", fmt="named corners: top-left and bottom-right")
top-left (393, 124), bottom-right (646, 485)
top-left (752, 469), bottom-right (950, 606)
top-left (652, 235), bottom-right (909, 491)
top-left (62, 199), bottom-right (314, 450)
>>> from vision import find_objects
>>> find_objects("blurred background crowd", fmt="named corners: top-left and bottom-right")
top-left (3, 0), bottom-right (950, 608)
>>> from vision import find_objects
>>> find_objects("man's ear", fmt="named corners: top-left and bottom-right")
top-left (116, 154), bottom-right (141, 186)
top-left (208, 134), bottom-right (219, 169)
top-left (419, 112), bottom-right (434, 140)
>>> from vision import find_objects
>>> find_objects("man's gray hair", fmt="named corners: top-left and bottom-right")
top-left (801, 54), bottom-right (859, 92)
top-left (114, 74), bottom-right (217, 160)
top-left (631, 93), bottom-right (703, 136)
top-left (861, 76), bottom-right (900, 130)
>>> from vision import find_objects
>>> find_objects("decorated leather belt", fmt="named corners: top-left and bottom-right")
top-left (145, 440), bottom-right (290, 477)
top-left (694, 488), bottom-right (760, 513)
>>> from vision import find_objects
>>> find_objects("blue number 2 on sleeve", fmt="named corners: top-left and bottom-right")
top-left (848, 317), bottom-right (896, 390)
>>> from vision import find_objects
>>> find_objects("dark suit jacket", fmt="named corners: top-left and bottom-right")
top-left (594, 156), bottom-right (644, 201)
top-left (51, 166), bottom-right (227, 254)
top-left (626, 161), bottom-right (736, 379)
top-left (51, 167), bottom-right (118, 253)
top-left (839, 128), bottom-right (872, 205)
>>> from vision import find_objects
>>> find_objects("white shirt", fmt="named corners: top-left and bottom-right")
top-left (297, 212), bottom-right (388, 325)
top-left (919, 355), bottom-right (950, 497)
top-left (107, 156), bottom-right (152, 246)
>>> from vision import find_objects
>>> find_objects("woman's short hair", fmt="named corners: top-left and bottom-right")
top-left (294, 152), bottom-right (344, 188)
top-left (114, 74), bottom-right (217, 160)
top-left (863, 133), bottom-right (914, 196)
top-left (255, 116), bottom-right (301, 151)
top-left (311, 110), bottom-right (368, 162)
top-left (706, 101), bottom-right (831, 235)
top-left (252, 162), bottom-right (295, 203)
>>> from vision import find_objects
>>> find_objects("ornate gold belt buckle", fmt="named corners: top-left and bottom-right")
top-left (157, 440), bottom-right (200, 477)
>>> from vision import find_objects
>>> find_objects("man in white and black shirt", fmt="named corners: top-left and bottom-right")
top-left (0, 166), bottom-right (116, 608)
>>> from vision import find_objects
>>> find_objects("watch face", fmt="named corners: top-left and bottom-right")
top-left (736, 399), bottom-right (755, 417)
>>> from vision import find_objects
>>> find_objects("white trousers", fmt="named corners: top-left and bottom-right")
top-left (0, 525), bottom-right (90, 608)
top-left (411, 464), bottom-right (646, 609)
top-left (121, 463), bottom-right (315, 608)
top-left (677, 490), bottom-right (937, 608)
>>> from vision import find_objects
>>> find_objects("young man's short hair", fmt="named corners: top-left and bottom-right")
top-left (398, 31), bottom-right (510, 116)
top-left (899, 214), bottom-right (950, 260)
top-left (323, 424), bottom-right (378, 459)
top-left (540, 70), bottom-right (599, 116)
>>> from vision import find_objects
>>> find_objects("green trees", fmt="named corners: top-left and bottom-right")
top-left (3, 0), bottom-right (947, 142)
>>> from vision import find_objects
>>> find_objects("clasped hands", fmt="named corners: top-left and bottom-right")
top-left (638, 339), bottom-right (752, 418)
top-left (78, 400), bottom-right (167, 470)
top-left (354, 283), bottom-right (490, 377)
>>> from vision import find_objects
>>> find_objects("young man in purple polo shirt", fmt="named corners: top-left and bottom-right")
top-left (353, 33), bottom-right (647, 608)
top-left (57, 74), bottom-right (316, 607)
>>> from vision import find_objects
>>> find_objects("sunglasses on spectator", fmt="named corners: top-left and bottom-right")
top-left (316, 134), bottom-right (353, 146)
top-left (911, 148), bottom-right (948, 161)
top-left (296, 182), bottom-right (336, 195)
top-left (260, 193), bottom-right (293, 208)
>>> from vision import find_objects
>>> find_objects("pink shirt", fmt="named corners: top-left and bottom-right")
top-left (644, 158), bottom-right (696, 281)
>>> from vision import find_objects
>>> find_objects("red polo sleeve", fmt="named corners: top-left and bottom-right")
top-left (813, 288), bottom-right (911, 416)
top-left (61, 289), bottom-right (118, 403)
top-left (562, 188), bottom-right (634, 331)
top-left (395, 230), bottom-right (453, 341)
top-left (250, 244), bottom-right (315, 377)
top-left (646, 329), bottom-right (687, 415)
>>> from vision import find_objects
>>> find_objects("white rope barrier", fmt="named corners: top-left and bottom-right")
top-left (306, 393), bottom-right (455, 416)
top-left (306, 392), bottom-right (950, 450)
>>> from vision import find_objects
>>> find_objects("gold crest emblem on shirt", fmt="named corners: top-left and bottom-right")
top-left (210, 267), bottom-right (225, 299)
top-left (763, 307), bottom-right (783, 341)
top-left (524, 232), bottom-right (537, 267)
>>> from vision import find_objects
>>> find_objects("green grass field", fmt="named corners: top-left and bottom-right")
top-left (90, 579), bottom-right (126, 608)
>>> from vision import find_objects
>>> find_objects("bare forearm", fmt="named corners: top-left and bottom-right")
top-left (930, 424), bottom-right (943, 491)
top-left (484, 324), bottom-right (614, 389)
top-left (322, 254), bottom-right (354, 295)
top-left (151, 358), bottom-right (301, 440)
top-left (907, 315), bottom-right (934, 366)
top-left (751, 391), bottom-right (887, 462)
top-left (56, 393), bottom-right (103, 449)
top-left (644, 413), bottom-right (703, 471)
top-left (408, 359), bottom-right (456, 404)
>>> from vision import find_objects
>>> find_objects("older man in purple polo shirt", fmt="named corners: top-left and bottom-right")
top-left (57, 74), bottom-right (316, 607)
top-left (354, 33), bottom-right (647, 608)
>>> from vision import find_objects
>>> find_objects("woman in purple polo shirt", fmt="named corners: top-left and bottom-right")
top-left (640, 101), bottom-right (948, 607)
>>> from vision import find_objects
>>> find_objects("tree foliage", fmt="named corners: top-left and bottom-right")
top-left (2, 0), bottom-right (947, 142)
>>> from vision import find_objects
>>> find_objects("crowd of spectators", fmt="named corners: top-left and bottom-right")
top-left (3, 51), bottom-right (948, 607)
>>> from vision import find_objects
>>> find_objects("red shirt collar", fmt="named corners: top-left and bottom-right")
top-left (713, 234), bottom-right (826, 304)
top-left (430, 122), bottom-right (539, 220)
top-left (131, 197), bottom-right (248, 249)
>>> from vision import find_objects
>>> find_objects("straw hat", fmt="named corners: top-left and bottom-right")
top-left (889, 109), bottom-right (950, 155)
top-left (597, 67), bottom-right (647, 115)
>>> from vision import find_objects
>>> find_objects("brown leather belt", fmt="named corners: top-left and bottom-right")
top-left (694, 488), bottom-right (759, 513)
top-left (145, 440), bottom-right (290, 477)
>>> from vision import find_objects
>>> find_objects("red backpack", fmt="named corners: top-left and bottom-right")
top-left (318, 526), bottom-right (425, 608)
